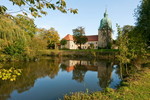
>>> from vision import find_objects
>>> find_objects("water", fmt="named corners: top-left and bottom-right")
top-left (0, 58), bottom-right (121, 100)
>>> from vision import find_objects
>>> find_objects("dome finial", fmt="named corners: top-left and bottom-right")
top-left (104, 7), bottom-right (108, 17)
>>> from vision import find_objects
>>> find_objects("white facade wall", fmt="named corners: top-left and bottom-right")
top-left (81, 41), bottom-right (98, 49)
top-left (61, 40), bottom-right (78, 49)
top-left (68, 41), bottom-right (78, 49)
top-left (62, 60), bottom-right (98, 67)
top-left (61, 41), bottom-right (98, 49)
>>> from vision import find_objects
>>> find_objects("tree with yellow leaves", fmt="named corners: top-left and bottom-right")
top-left (39, 28), bottom-right (60, 49)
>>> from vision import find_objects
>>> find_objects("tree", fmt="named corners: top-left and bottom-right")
top-left (0, 15), bottom-right (28, 43)
top-left (135, 0), bottom-right (150, 45)
top-left (60, 39), bottom-right (67, 48)
top-left (116, 24), bottom-right (146, 67)
top-left (60, 39), bottom-right (67, 45)
top-left (122, 25), bottom-right (134, 34)
top-left (0, 14), bottom-right (31, 56)
top-left (0, 0), bottom-right (78, 17)
top-left (73, 27), bottom-right (88, 49)
top-left (116, 24), bottom-right (130, 65)
top-left (89, 43), bottom-right (94, 49)
top-left (40, 28), bottom-right (60, 49)
top-left (13, 14), bottom-right (36, 37)
top-left (26, 35), bottom-right (48, 58)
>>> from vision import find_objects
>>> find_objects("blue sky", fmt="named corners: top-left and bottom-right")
top-left (1, 0), bottom-right (141, 39)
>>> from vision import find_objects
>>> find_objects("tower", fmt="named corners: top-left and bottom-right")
top-left (98, 9), bottom-right (112, 49)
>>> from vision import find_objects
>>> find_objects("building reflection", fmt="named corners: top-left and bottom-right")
top-left (60, 59), bottom-right (113, 88)
top-left (0, 58), bottom-right (120, 100)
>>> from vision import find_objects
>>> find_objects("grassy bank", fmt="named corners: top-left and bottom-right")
top-left (61, 49), bottom-right (118, 52)
top-left (64, 67), bottom-right (150, 100)
top-left (40, 49), bottom-right (118, 59)
top-left (0, 49), bottom-right (118, 62)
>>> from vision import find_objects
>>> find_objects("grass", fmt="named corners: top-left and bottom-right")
top-left (60, 49), bottom-right (119, 52)
top-left (64, 67), bottom-right (150, 100)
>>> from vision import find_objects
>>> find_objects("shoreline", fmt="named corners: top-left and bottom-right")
top-left (63, 67), bottom-right (150, 100)
top-left (40, 49), bottom-right (118, 59)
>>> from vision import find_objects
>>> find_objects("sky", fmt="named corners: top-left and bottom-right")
top-left (0, 0), bottom-right (141, 39)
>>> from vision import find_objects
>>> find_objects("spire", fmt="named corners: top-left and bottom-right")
top-left (104, 8), bottom-right (108, 17)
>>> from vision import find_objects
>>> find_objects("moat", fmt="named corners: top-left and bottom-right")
top-left (0, 57), bottom-right (121, 100)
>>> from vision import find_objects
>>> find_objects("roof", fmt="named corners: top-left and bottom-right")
top-left (63, 34), bottom-right (98, 41)
top-left (99, 10), bottom-right (112, 30)
top-left (63, 34), bottom-right (74, 41)
top-left (86, 35), bottom-right (98, 41)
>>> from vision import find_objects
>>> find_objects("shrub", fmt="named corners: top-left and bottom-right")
top-left (3, 40), bottom-right (25, 56)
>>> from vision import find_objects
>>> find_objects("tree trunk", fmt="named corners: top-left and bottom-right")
top-left (80, 43), bottom-right (81, 49)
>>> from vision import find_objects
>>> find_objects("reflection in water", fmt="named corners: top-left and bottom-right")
top-left (109, 65), bottom-right (121, 89)
top-left (97, 62), bottom-right (113, 88)
top-left (0, 58), bottom-right (121, 100)
top-left (0, 59), bottom-right (60, 100)
top-left (72, 64), bottom-right (87, 82)
top-left (60, 59), bottom-right (121, 89)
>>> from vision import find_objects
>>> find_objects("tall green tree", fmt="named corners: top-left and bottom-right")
top-left (136, 0), bottom-right (150, 45)
top-left (116, 24), bottom-right (130, 65)
top-left (73, 27), bottom-right (88, 49)
top-left (116, 24), bottom-right (146, 65)
top-left (0, 0), bottom-right (78, 17)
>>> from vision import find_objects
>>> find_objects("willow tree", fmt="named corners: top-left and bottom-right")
top-left (13, 14), bottom-right (36, 37)
top-left (0, 15), bottom-right (30, 55)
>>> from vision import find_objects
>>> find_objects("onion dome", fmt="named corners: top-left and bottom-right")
top-left (99, 9), bottom-right (112, 30)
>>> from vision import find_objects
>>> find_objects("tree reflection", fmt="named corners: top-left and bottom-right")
top-left (97, 62), bottom-right (113, 88)
top-left (72, 63), bottom-right (87, 83)
top-left (60, 64), bottom-right (67, 71)
top-left (0, 58), bottom-right (123, 100)
top-left (0, 58), bottom-right (60, 100)
top-left (60, 59), bottom-right (114, 86)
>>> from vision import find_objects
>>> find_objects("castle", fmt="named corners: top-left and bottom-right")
top-left (61, 10), bottom-right (112, 49)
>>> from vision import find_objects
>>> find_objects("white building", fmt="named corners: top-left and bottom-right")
top-left (61, 34), bottom-right (98, 49)
top-left (61, 10), bottom-right (112, 49)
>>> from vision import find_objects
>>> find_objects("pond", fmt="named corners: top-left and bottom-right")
top-left (0, 57), bottom-right (121, 100)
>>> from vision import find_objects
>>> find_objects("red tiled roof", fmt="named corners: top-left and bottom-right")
top-left (63, 34), bottom-right (98, 41)
top-left (86, 35), bottom-right (98, 41)
top-left (63, 34), bottom-right (74, 41)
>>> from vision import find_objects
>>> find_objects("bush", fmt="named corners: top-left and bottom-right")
top-left (3, 40), bottom-right (25, 56)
